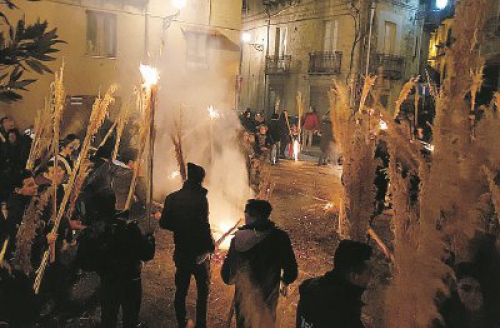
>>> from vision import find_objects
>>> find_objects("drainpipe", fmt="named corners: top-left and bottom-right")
top-left (144, 0), bottom-right (150, 61)
top-left (263, 6), bottom-right (271, 115)
top-left (365, 1), bottom-right (376, 76)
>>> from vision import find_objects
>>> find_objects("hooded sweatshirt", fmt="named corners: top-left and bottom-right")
top-left (296, 270), bottom-right (366, 328)
top-left (221, 220), bottom-right (298, 327)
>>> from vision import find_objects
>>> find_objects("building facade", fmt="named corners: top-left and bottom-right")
top-left (2, 0), bottom-right (242, 132)
top-left (427, 0), bottom-right (500, 105)
top-left (239, 0), bottom-right (424, 117)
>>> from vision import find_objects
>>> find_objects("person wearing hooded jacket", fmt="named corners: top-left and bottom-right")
top-left (296, 240), bottom-right (373, 328)
top-left (159, 163), bottom-right (215, 328)
top-left (221, 199), bottom-right (298, 328)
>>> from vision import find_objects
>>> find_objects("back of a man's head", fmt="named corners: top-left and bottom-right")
top-left (187, 162), bottom-right (205, 184)
top-left (93, 189), bottom-right (117, 219)
top-left (245, 199), bottom-right (273, 221)
top-left (334, 240), bottom-right (373, 274)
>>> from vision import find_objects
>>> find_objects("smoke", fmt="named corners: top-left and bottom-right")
top-left (153, 100), bottom-right (251, 249)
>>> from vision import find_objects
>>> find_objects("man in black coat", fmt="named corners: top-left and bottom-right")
top-left (159, 163), bottom-right (215, 328)
top-left (82, 189), bottom-right (155, 328)
top-left (296, 240), bottom-right (373, 328)
top-left (221, 199), bottom-right (298, 328)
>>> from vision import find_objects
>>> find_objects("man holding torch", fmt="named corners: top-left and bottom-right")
top-left (159, 163), bottom-right (215, 328)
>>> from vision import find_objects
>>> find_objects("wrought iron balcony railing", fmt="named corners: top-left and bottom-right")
top-left (265, 55), bottom-right (292, 74)
top-left (308, 51), bottom-right (342, 75)
top-left (370, 54), bottom-right (405, 80)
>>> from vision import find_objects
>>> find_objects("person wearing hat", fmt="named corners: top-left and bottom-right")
top-left (159, 163), bottom-right (215, 328)
top-left (221, 199), bottom-right (298, 328)
top-left (296, 240), bottom-right (373, 328)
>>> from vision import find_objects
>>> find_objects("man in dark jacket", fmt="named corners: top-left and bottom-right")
top-left (296, 240), bottom-right (373, 328)
top-left (221, 199), bottom-right (298, 328)
top-left (159, 163), bottom-right (215, 328)
top-left (268, 113), bottom-right (282, 165)
top-left (84, 189), bottom-right (155, 328)
top-left (3, 170), bottom-right (38, 261)
top-left (318, 116), bottom-right (334, 166)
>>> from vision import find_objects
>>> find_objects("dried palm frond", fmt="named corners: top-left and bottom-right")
top-left (469, 63), bottom-right (485, 113)
top-left (112, 95), bottom-right (135, 160)
top-left (66, 160), bottom-right (91, 219)
top-left (34, 83), bottom-right (117, 294)
top-left (13, 186), bottom-right (54, 275)
top-left (394, 76), bottom-right (419, 119)
top-left (26, 101), bottom-right (53, 171)
top-left (359, 74), bottom-right (377, 113)
top-left (125, 87), bottom-right (153, 210)
top-left (171, 108), bottom-right (187, 181)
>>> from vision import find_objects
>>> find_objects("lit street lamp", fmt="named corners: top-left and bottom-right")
top-left (436, 0), bottom-right (448, 10)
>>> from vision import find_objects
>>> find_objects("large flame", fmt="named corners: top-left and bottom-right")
top-left (139, 64), bottom-right (159, 88)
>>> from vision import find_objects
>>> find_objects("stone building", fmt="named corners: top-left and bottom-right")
top-left (2, 0), bottom-right (242, 132)
top-left (239, 0), bottom-right (425, 117)
top-left (427, 0), bottom-right (500, 105)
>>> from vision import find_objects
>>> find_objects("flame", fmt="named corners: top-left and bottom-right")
top-left (139, 64), bottom-right (159, 88)
top-left (169, 170), bottom-right (180, 180)
top-left (208, 106), bottom-right (220, 120)
top-left (379, 119), bottom-right (388, 131)
top-left (324, 203), bottom-right (334, 211)
top-left (293, 139), bottom-right (300, 161)
top-left (213, 221), bottom-right (236, 250)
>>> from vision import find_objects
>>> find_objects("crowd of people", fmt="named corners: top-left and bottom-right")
top-left (239, 107), bottom-right (337, 185)
top-left (1, 107), bottom-right (493, 328)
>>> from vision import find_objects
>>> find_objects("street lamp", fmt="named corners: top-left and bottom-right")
top-left (242, 32), bottom-right (252, 43)
top-left (172, 0), bottom-right (187, 10)
top-left (436, 0), bottom-right (448, 10)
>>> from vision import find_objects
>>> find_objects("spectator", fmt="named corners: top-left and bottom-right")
top-left (301, 107), bottom-right (320, 149)
top-left (254, 112), bottom-right (265, 131)
top-left (49, 134), bottom-right (81, 179)
top-left (296, 240), bottom-right (373, 328)
top-left (241, 109), bottom-right (255, 132)
top-left (268, 113), bottom-right (281, 165)
top-left (255, 125), bottom-right (273, 160)
top-left (318, 115), bottom-right (334, 166)
top-left (221, 199), bottom-right (298, 328)
top-left (0, 117), bottom-right (15, 144)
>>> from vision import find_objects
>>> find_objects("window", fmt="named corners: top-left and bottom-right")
top-left (274, 27), bottom-right (287, 56)
top-left (383, 21), bottom-right (397, 55)
top-left (186, 32), bottom-right (209, 70)
top-left (86, 11), bottom-right (117, 58)
top-left (323, 20), bottom-right (339, 52)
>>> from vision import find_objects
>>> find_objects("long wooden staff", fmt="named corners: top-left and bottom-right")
top-left (34, 85), bottom-right (117, 294)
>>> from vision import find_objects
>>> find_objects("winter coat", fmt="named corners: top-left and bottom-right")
top-left (296, 270), bottom-right (366, 328)
top-left (302, 113), bottom-right (320, 131)
top-left (159, 180), bottom-right (215, 262)
top-left (221, 220), bottom-right (298, 327)
top-left (319, 120), bottom-right (334, 153)
top-left (269, 117), bottom-right (282, 142)
top-left (78, 217), bottom-right (155, 281)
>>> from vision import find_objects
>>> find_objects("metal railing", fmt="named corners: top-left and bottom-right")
top-left (308, 51), bottom-right (342, 75)
top-left (265, 55), bottom-right (292, 74)
top-left (370, 54), bottom-right (405, 80)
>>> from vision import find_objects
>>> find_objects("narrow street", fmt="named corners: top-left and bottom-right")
top-left (140, 160), bottom-right (346, 327)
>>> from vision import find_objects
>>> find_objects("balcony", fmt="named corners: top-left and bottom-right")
top-left (308, 51), bottom-right (342, 75)
top-left (265, 55), bottom-right (292, 74)
top-left (370, 54), bottom-right (405, 80)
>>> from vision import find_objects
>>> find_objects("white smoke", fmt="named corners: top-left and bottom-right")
top-left (153, 101), bottom-right (251, 248)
